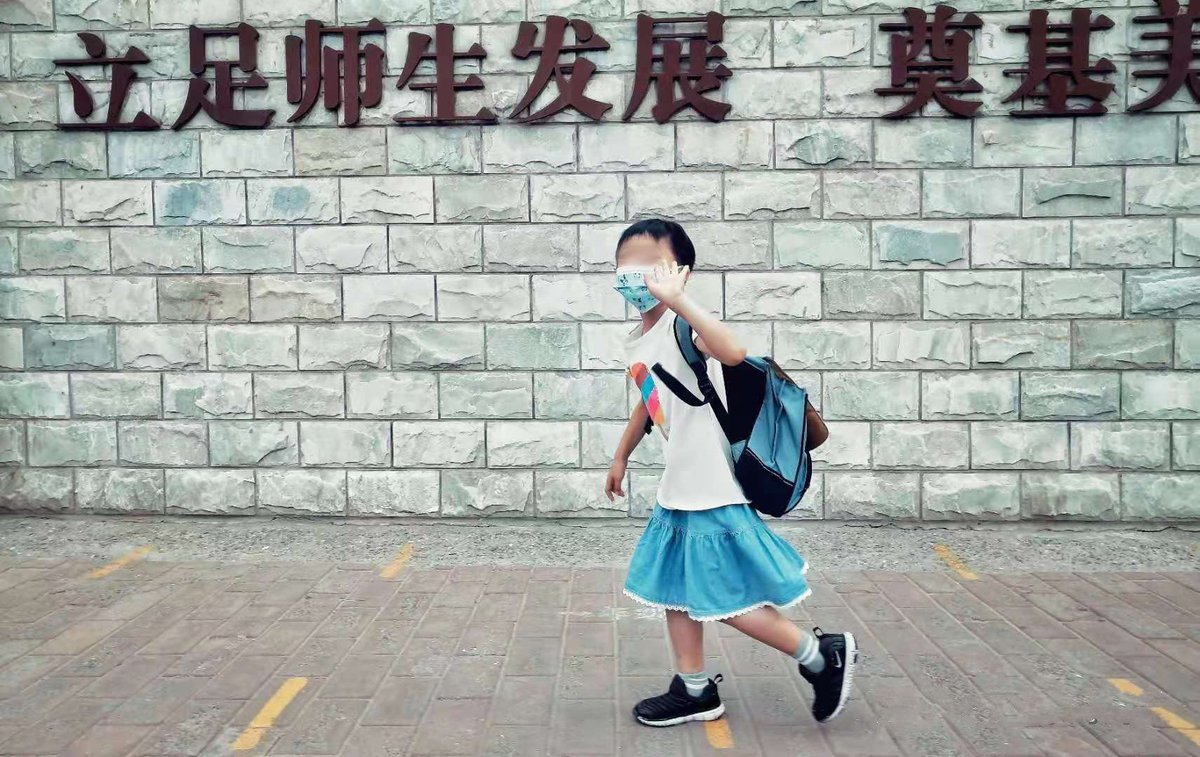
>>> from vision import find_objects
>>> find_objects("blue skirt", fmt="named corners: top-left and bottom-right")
top-left (623, 503), bottom-right (811, 622)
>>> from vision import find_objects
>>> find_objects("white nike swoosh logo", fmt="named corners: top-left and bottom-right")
top-left (833, 650), bottom-right (842, 669)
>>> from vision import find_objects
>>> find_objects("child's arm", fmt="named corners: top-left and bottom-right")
top-left (605, 401), bottom-right (649, 501)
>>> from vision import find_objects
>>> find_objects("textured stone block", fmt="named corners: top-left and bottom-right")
top-left (164, 373), bottom-right (253, 419)
top-left (343, 276), bottom-right (436, 321)
top-left (971, 220), bottom-right (1070, 268)
top-left (534, 373), bottom-right (625, 421)
top-left (973, 118), bottom-right (1072, 168)
top-left (440, 372), bottom-right (532, 419)
top-left (0, 327), bottom-right (20, 370)
top-left (27, 420), bottom-right (115, 466)
top-left (19, 228), bottom-right (109, 275)
top-left (775, 120), bottom-right (871, 170)
top-left (247, 179), bottom-right (339, 225)
top-left (109, 132), bottom-right (199, 179)
top-left (0, 180), bottom-right (60, 226)
top-left (158, 276), bottom-right (248, 322)
top-left (67, 277), bottom-right (157, 323)
top-left (348, 471), bottom-right (439, 516)
top-left (1024, 271), bottom-right (1122, 318)
top-left (0, 469), bottom-right (73, 512)
top-left (207, 324), bottom-right (295, 370)
top-left (203, 227), bottom-right (294, 274)
top-left (823, 372), bottom-right (918, 420)
top-left (483, 225), bottom-right (575, 272)
top-left (165, 469), bottom-right (255, 515)
top-left (1123, 372), bottom-right (1200, 420)
top-left (300, 421), bottom-right (390, 467)
top-left (442, 470), bottom-right (532, 516)
top-left (255, 373), bottom-right (344, 418)
top-left (149, 0), bottom-right (239, 26)
top-left (775, 222), bottom-right (870, 270)
top-left (209, 421), bottom-right (298, 467)
top-left (1074, 115), bottom-right (1175, 166)
top-left (825, 472), bottom-right (918, 520)
top-left (973, 322), bottom-right (1070, 369)
top-left (299, 325), bottom-right (390, 370)
top-left (1072, 218), bottom-right (1173, 267)
top-left (922, 473), bottom-right (1019, 521)
top-left (775, 17), bottom-right (870, 66)
top-left (874, 221), bottom-right (968, 268)
top-left (0, 84), bottom-right (58, 134)
top-left (482, 125), bottom-right (575, 172)
top-left (435, 176), bottom-right (526, 223)
top-left (1177, 218), bottom-right (1200, 266)
top-left (77, 469), bottom-right (164, 515)
top-left (25, 325), bottom-right (114, 369)
top-left (0, 421), bottom-right (24, 464)
top-left (393, 324), bottom-right (484, 370)
top-left (1126, 270), bottom-right (1200, 316)
top-left (874, 119), bottom-right (970, 168)
top-left (0, 229), bottom-right (14, 273)
top-left (112, 228), bottom-right (201, 274)
top-left (250, 275), bottom-right (341, 321)
top-left (1022, 168), bottom-right (1122, 217)
top-left (1127, 166), bottom-right (1200, 215)
top-left (393, 421), bottom-right (484, 467)
top-left (387, 127), bottom-right (480, 174)
top-left (1173, 423), bottom-right (1200, 469)
top-left (119, 421), bottom-right (207, 466)
top-left (296, 226), bottom-right (387, 273)
top-left (0, 277), bottom-right (65, 321)
top-left (726, 273), bottom-right (820, 320)
top-left (922, 372), bottom-right (1018, 420)
top-left (1178, 321), bottom-right (1200, 368)
top-left (258, 470), bottom-right (346, 515)
top-left (118, 324), bottom-right (206, 370)
top-left (63, 180), bottom-right (152, 226)
top-left (1021, 372), bottom-right (1119, 420)
top-left (0, 0), bottom-right (54, 29)
top-left (873, 322), bottom-right (968, 369)
top-left (530, 174), bottom-right (624, 222)
top-left (627, 173), bottom-right (720, 221)
top-left (532, 275), bottom-right (623, 321)
top-left (1072, 423), bottom-right (1169, 471)
top-left (775, 322), bottom-right (870, 370)
top-left (1022, 473), bottom-right (1118, 520)
top-left (582, 420), bottom-right (664, 468)
top-left (340, 177), bottom-right (434, 224)
top-left (581, 323), bottom-right (633, 370)
top-left (294, 128), bottom-right (386, 175)
top-left (72, 374), bottom-right (161, 418)
top-left (872, 422), bottom-right (968, 470)
top-left (923, 170), bottom-right (1020, 218)
top-left (724, 173), bottom-right (819, 220)
top-left (678, 223), bottom-right (771, 270)
top-left (1122, 474), bottom-right (1200, 520)
top-left (727, 70), bottom-right (821, 118)
top-left (924, 272), bottom-right (1021, 320)
top-left (154, 180), bottom-right (245, 226)
top-left (487, 421), bottom-right (578, 468)
top-left (391, 225), bottom-right (482, 272)
top-left (807, 421), bottom-right (867, 470)
top-left (1073, 321), bottom-right (1171, 369)
top-left (437, 275), bottom-right (529, 321)
top-left (15, 132), bottom-right (106, 179)
top-left (536, 471), bottom-right (628, 517)
top-left (824, 171), bottom-right (919, 219)
top-left (487, 324), bottom-right (579, 370)
top-left (972, 422), bottom-right (1068, 469)
top-left (677, 122), bottom-right (771, 170)
top-left (345, 373), bottom-right (437, 419)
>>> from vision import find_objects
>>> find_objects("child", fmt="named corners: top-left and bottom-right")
top-left (604, 219), bottom-right (857, 727)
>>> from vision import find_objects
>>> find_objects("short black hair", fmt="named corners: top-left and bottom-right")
top-left (615, 219), bottom-right (696, 269)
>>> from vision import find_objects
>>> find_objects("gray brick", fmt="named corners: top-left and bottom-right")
top-left (971, 220), bottom-right (1070, 268)
top-left (1127, 166), bottom-right (1200, 215)
top-left (71, 374), bottom-right (160, 418)
top-left (922, 372), bottom-right (1018, 420)
top-left (19, 228), bottom-right (109, 275)
top-left (534, 373), bottom-right (626, 421)
top-left (582, 419), bottom-right (663, 468)
top-left (199, 130), bottom-right (293, 177)
top-left (726, 272), bottom-right (820, 320)
top-left (483, 125), bottom-right (576, 173)
top-left (874, 119), bottom-right (971, 168)
top-left (440, 373), bottom-right (532, 419)
top-left (118, 421), bottom-right (207, 466)
top-left (488, 421), bottom-right (578, 468)
top-left (727, 70), bottom-right (821, 118)
top-left (1021, 372), bottom-right (1120, 420)
top-left (0, 327), bottom-right (21, 370)
top-left (301, 421), bottom-right (390, 467)
top-left (1022, 168), bottom-right (1122, 217)
top-left (388, 127), bottom-right (481, 174)
top-left (686, 223), bottom-right (771, 270)
top-left (487, 324), bottom-right (579, 370)
top-left (1126, 269), bottom-right (1200, 316)
top-left (112, 228), bottom-right (201, 274)
top-left (1022, 473), bottom-right (1119, 520)
top-left (677, 121), bottom-right (771, 170)
top-left (825, 472), bottom-right (918, 520)
top-left (823, 372), bottom-right (918, 420)
top-left (1072, 219), bottom-right (1173, 268)
top-left (972, 422), bottom-right (1068, 469)
top-left (874, 322), bottom-right (969, 369)
top-left (1122, 372), bottom-right (1200, 420)
top-left (1178, 321), bottom-right (1200, 368)
top-left (348, 471), bottom-right (440, 516)
top-left (393, 421), bottom-right (484, 467)
top-left (258, 470), bottom-right (346, 516)
top-left (775, 120), bottom-right (871, 170)
top-left (532, 275), bottom-right (625, 321)
top-left (1178, 217), bottom-right (1200, 266)
top-left (209, 421), bottom-right (298, 467)
top-left (27, 421), bottom-right (116, 466)
top-left (255, 373), bottom-right (345, 418)
top-left (973, 120), bottom-right (1073, 168)
top-left (973, 322), bottom-right (1070, 369)
top-left (0, 84), bottom-right (58, 134)
top-left (392, 225), bottom-right (482, 272)
top-left (627, 173), bottom-right (720, 221)
top-left (872, 422), bottom-right (968, 470)
top-left (581, 323), bottom-right (633, 370)
top-left (1073, 320), bottom-right (1172, 369)
top-left (436, 176), bottom-right (527, 223)
top-left (531, 174), bottom-right (624, 222)
top-left (774, 17), bottom-right (871, 66)
top-left (15, 132), bottom-right (106, 179)
top-left (109, 132), bottom-right (199, 179)
top-left (775, 321), bottom-right (870, 370)
top-left (809, 421), bottom-right (868, 469)
top-left (825, 171), bottom-right (920, 219)
top-left (0, 0), bottom-right (54, 29)
top-left (247, 178), bottom-right (339, 225)
top-left (344, 276), bottom-right (436, 322)
top-left (1024, 271), bottom-right (1122, 319)
top-left (1075, 115), bottom-right (1175, 166)
top-left (154, 180), bottom-right (245, 226)
top-left (1122, 474), bottom-right (1200, 520)
top-left (0, 277), bottom-right (65, 321)
top-left (922, 473), bottom-right (1020, 521)
top-left (149, 0), bottom-right (239, 26)
top-left (437, 275), bottom-right (529, 321)
top-left (924, 272), bottom-right (1021, 320)
top-left (536, 471), bottom-right (628, 517)
top-left (724, 173), bottom-right (820, 220)
top-left (393, 324), bottom-right (484, 370)
top-left (163, 373), bottom-right (253, 419)
top-left (342, 177), bottom-right (435, 224)
top-left (65, 277), bottom-right (155, 323)
top-left (775, 222), bottom-right (870, 270)
top-left (0, 179), bottom-right (60, 225)
top-left (118, 325), bottom-right (207, 370)
top-left (0, 421), bottom-right (24, 464)
top-left (0, 229), bottom-right (15, 273)
top-left (294, 128), bottom-right (387, 175)
top-left (158, 276), bottom-right (248, 322)
top-left (25, 325), bottom-right (114, 370)
top-left (0, 469), bottom-right (73, 512)
top-left (924, 169), bottom-right (1021, 218)
top-left (296, 226), bottom-right (387, 273)
top-left (166, 469), bottom-right (255, 515)
top-left (250, 275), bottom-right (341, 322)
top-left (484, 225), bottom-right (576, 272)
top-left (299, 325), bottom-right (390, 370)
top-left (442, 470), bottom-right (532, 516)
top-left (1071, 423), bottom-right (1169, 471)
top-left (346, 372), bottom-right (438, 419)
top-left (1172, 422), bottom-right (1200, 469)
top-left (77, 469), bottom-right (164, 515)
top-left (874, 221), bottom-right (968, 268)
top-left (203, 227), bottom-right (294, 274)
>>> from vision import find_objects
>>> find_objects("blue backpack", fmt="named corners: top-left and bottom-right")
top-left (645, 316), bottom-right (824, 518)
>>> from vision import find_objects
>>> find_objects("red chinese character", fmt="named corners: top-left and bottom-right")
top-left (875, 6), bottom-right (983, 118)
top-left (1003, 9), bottom-right (1116, 116)
top-left (510, 16), bottom-right (611, 123)
top-left (394, 23), bottom-right (497, 125)
top-left (1129, 0), bottom-right (1200, 111)
top-left (173, 23), bottom-right (273, 129)
top-left (285, 19), bottom-right (386, 126)
top-left (53, 33), bottom-right (159, 130)
top-left (623, 12), bottom-right (731, 124)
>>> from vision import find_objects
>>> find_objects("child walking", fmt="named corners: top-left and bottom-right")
top-left (604, 219), bottom-right (858, 727)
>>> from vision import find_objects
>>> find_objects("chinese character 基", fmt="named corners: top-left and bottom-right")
top-left (286, 19), bottom-right (386, 126)
top-left (510, 16), bottom-right (611, 123)
top-left (875, 6), bottom-right (983, 118)
top-left (395, 23), bottom-right (497, 125)
top-left (623, 12), bottom-right (731, 124)
top-left (1004, 9), bottom-right (1115, 116)
top-left (54, 32), bottom-right (159, 130)
top-left (174, 23), bottom-right (274, 129)
top-left (1129, 0), bottom-right (1200, 111)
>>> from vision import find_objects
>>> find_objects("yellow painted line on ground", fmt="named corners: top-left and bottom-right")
top-left (704, 718), bottom-right (734, 749)
top-left (1108, 678), bottom-right (1144, 697)
top-left (379, 543), bottom-right (414, 579)
top-left (88, 545), bottom-right (153, 579)
top-left (933, 544), bottom-right (978, 581)
top-left (232, 677), bottom-right (308, 751)
top-left (1151, 707), bottom-right (1200, 748)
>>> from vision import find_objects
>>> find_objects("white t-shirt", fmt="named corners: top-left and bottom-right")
top-left (624, 311), bottom-right (749, 511)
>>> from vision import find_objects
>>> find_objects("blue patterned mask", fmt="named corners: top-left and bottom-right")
top-left (614, 267), bottom-right (660, 313)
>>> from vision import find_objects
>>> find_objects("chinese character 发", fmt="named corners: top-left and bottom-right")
top-left (174, 23), bottom-right (274, 129)
top-left (1129, 0), bottom-right (1200, 111)
top-left (875, 6), bottom-right (983, 118)
top-left (53, 32), bottom-right (159, 130)
top-left (395, 23), bottom-right (497, 125)
top-left (1004, 9), bottom-right (1116, 117)
top-left (510, 16), bottom-right (611, 123)
top-left (285, 19), bottom-right (386, 126)
top-left (624, 12), bottom-right (732, 124)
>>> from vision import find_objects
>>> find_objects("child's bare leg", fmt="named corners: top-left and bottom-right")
top-left (666, 609), bottom-right (705, 673)
top-left (722, 606), bottom-right (824, 673)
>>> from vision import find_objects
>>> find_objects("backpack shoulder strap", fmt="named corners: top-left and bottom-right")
top-left (667, 315), bottom-right (735, 441)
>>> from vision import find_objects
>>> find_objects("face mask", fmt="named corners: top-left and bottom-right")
top-left (614, 267), bottom-right (660, 313)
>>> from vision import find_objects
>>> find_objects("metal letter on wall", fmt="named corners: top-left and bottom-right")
top-left (285, 19), bottom-right (387, 126)
top-left (54, 33), bottom-right (160, 130)
top-left (1129, 0), bottom-right (1200, 112)
top-left (875, 6), bottom-right (983, 118)
top-left (173, 23), bottom-right (274, 129)
top-left (394, 23), bottom-right (498, 125)
top-left (510, 16), bottom-right (612, 123)
top-left (623, 12), bottom-right (732, 124)
top-left (1003, 9), bottom-right (1116, 116)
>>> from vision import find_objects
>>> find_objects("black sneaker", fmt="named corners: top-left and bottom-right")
top-left (633, 674), bottom-right (725, 727)
top-left (798, 628), bottom-right (858, 723)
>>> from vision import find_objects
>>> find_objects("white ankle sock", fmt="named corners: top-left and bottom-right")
top-left (792, 632), bottom-right (826, 674)
top-left (679, 670), bottom-right (709, 698)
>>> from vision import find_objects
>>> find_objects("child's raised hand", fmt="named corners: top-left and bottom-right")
top-left (645, 258), bottom-right (689, 307)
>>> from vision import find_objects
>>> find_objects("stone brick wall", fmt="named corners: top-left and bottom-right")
top-left (1, 0), bottom-right (1198, 521)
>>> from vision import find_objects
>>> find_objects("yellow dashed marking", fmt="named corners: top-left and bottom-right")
top-left (1108, 678), bottom-right (1144, 697)
top-left (1151, 707), bottom-right (1200, 748)
top-left (88, 545), bottom-right (153, 579)
top-left (379, 544), bottom-right (413, 580)
top-left (704, 718), bottom-right (734, 749)
top-left (933, 545), bottom-right (978, 581)
top-left (232, 677), bottom-right (308, 751)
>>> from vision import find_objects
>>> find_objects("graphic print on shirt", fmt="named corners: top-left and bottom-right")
top-left (630, 362), bottom-right (666, 426)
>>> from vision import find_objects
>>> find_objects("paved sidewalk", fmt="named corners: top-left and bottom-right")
top-left (0, 555), bottom-right (1199, 755)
